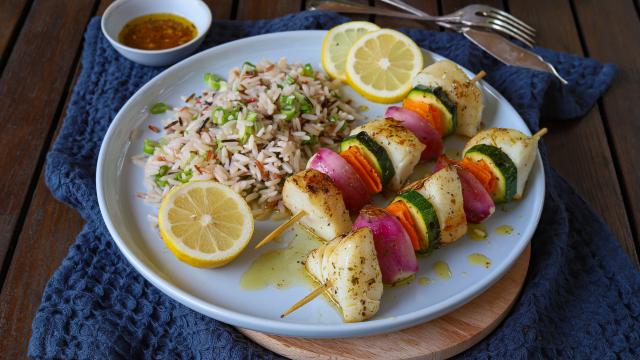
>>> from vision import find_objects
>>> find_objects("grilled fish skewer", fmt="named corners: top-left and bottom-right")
top-left (286, 227), bottom-right (383, 322)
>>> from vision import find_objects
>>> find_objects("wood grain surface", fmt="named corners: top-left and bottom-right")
top-left (240, 246), bottom-right (530, 360)
top-left (0, 1), bottom-right (638, 359)
top-left (572, 0), bottom-right (640, 253)
top-left (0, 0), bottom-right (31, 71)
top-left (509, 0), bottom-right (639, 265)
top-left (0, 0), bottom-right (98, 283)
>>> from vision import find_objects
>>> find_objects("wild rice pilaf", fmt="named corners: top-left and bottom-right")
top-left (134, 58), bottom-right (363, 219)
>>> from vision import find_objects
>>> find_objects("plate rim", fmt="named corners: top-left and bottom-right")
top-left (96, 30), bottom-right (545, 338)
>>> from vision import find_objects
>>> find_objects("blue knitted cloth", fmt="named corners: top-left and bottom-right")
top-left (30, 11), bottom-right (640, 359)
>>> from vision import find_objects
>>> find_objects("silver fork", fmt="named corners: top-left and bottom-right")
top-left (308, 0), bottom-right (536, 47)
top-left (380, 0), bottom-right (535, 46)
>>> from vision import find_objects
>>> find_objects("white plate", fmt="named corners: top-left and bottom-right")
top-left (97, 30), bottom-right (544, 338)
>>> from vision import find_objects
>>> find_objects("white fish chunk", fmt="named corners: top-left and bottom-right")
top-left (305, 227), bottom-right (383, 323)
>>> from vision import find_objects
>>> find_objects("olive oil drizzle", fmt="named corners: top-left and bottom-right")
top-left (240, 227), bottom-right (319, 290)
top-left (468, 253), bottom-right (492, 268)
top-left (467, 223), bottom-right (488, 241)
top-left (495, 225), bottom-right (514, 235)
top-left (433, 261), bottom-right (452, 280)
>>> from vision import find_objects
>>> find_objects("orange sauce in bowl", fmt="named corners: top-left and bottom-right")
top-left (118, 13), bottom-right (197, 50)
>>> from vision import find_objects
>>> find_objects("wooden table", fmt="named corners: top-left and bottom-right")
top-left (0, 0), bottom-right (638, 358)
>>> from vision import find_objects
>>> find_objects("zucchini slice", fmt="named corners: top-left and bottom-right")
top-left (406, 85), bottom-right (457, 135)
top-left (464, 144), bottom-right (517, 203)
top-left (396, 190), bottom-right (440, 253)
top-left (340, 131), bottom-right (395, 185)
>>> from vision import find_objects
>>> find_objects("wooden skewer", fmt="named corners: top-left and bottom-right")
top-left (281, 281), bottom-right (331, 318)
top-left (254, 210), bottom-right (306, 249)
top-left (469, 70), bottom-right (487, 85)
top-left (532, 127), bottom-right (548, 139)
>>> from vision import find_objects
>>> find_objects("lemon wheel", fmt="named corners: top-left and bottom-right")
top-left (158, 181), bottom-right (254, 268)
top-left (345, 29), bottom-right (423, 103)
top-left (322, 21), bottom-right (380, 81)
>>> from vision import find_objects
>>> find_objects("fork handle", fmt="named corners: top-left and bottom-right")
top-left (308, 0), bottom-right (456, 23)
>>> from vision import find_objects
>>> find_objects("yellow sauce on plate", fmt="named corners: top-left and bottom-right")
top-left (467, 223), bottom-right (488, 241)
top-left (468, 253), bottom-right (492, 268)
top-left (119, 13), bottom-right (197, 50)
top-left (240, 227), bottom-right (319, 290)
top-left (495, 225), bottom-right (514, 235)
top-left (433, 261), bottom-right (452, 280)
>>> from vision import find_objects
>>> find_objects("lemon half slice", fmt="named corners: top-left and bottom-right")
top-left (345, 29), bottom-right (423, 103)
top-left (322, 21), bottom-right (380, 81)
top-left (158, 181), bottom-right (254, 268)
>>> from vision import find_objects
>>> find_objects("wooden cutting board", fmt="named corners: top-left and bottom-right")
top-left (239, 245), bottom-right (530, 360)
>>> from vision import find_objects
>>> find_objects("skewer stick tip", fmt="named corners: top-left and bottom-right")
top-left (469, 70), bottom-right (487, 85)
top-left (532, 128), bottom-right (548, 139)
top-left (280, 281), bottom-right (331, 318)
top-left (254, 210), bottom-right (306, 249)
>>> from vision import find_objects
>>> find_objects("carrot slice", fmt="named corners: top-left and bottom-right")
top-left (427, 104), bottom-right (442, 132)
top-left (402, 99), bottom-right (444, 135)
top-left (340, 147), bottom-right (382, 194)
top-left (386, 201), bottom-right (421, 251)
top-left (460, 157), bottom-right (497, 193)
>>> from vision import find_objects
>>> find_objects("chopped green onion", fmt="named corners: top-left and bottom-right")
top-left (143, 139), bottom-right (158, 155)
top-left (157, 165), bottom-right (169, 176)
top-left (279, 94), bottom-right (296, 106)
top-left (204, 73), bottom-right (227, 91)
top-left (293, 91), bottom-right (313, 114)
top-left (246, 111), bottom-right (258, 122)
top-left (358, 105), bottom-right (369, 112)
top-left (154, 177), bottom-right (168, 188)
top-left (242, 61), bottom-right (257, 74)
top-left (339, 122), bottom-right (348, 131)
top-left (229, 108), bottom-right (241, 120)
top-left (150, 102), bottom-right (170, 114)
top-left (280, 104), bottom-right (298, 121)
top-left (204, 72), bottom-right (223, 84)
top-left (175, 169), bottom-right (193, 183)
top-left (302, 135), bottom-right (318, 146)
top-left (330, 90), bottom-right (341, 99)
top-left (329, 114), bottom-right (340, 123)
top-left (216, 138), bottom-right (224, 149)
top-left (239, 125), bottom-right (254, 143)
top-left (154, 165), bottom-right (170, 187)
top-left (303, 63), bottom-right (313, 77)
top-left (212, 106), bottom-right (229, 125)
top-left (284, 75), bottom-right (295, 85)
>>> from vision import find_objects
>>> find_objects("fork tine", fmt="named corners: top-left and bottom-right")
top-left (485, 21), bottom-right (535, 47)
top-left (488, 8), bottom-right (536, 33)
top-left (489, 19), bottom-right (536, 47)
top-left (486, 10), bottom-right (536, 38)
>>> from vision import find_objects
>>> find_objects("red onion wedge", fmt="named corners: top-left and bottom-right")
top-left (435, 156), bottom-right (495, 223)
top-left (307, 148), bottom-right (371, 213)
top-left (353, 206), bottom-right (418, 284)
top-left (384, 106), bottom-right (443, 161)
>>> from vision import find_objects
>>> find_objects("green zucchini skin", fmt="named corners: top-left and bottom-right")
top-left (406, 85), bottom-right (457, 135)
top-left (396, 190), bottom-right (441, 253)
top-left (340, 131), bottom-right (395, 185)
top-left (464, 144), bottom-right (517, 203)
